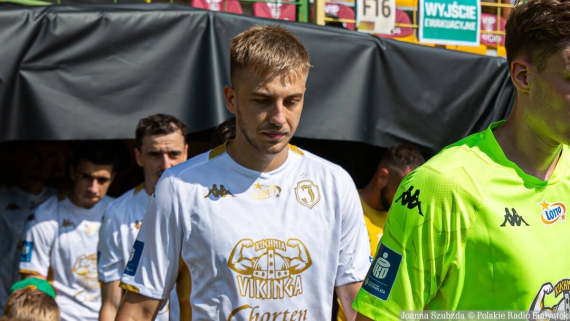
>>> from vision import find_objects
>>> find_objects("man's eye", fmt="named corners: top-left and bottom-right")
top-left (148, 152), bottom-right (160, 157)
top-left (97, 178), bottom-right (110, 185)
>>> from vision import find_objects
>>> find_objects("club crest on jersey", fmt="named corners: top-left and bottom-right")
top-left (228, 238), bottom-right (312, 300)
top-left (529, 279), bottom-right (570, 318)
top-left (204, 184), bottom-right (235, 199)
top-left (252, 183), bottom-right (281, 200)
top-left (538, 199), bottom-right (566, 225)
top-left (294, 180), bottom-right (321, 209)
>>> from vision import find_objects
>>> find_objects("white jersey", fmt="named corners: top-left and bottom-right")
top-left (98, 185), bottom-right (178, 321)
top-left (20, 194), bottom-right (113, 321)
top-left (120, 144), bottom-right (371, 320)
top-left (0, 186), bottom-right (55, 312)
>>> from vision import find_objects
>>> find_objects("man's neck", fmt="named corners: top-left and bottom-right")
top-left (143, 181), bottom-right (154, 196)
top-left (494, 116), bottom-right (563, 181)
top-left (226, 138), bottom-right (289, 173)
top-left (15, 177), bottom-right (45, 196)
top-left (359, 186), bottom-right (384, 212)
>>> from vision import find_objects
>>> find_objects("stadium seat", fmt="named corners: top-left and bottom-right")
top-left (191, 0), bottom-right (243, 14)
top-left (480, 13), bottom-right (506, 47)
top-left (497, 46), bottom-right (506, 57)
top-left (252, 1), bottom-right (297, 20)
top-left (375, 9), bottom-right (413, 39)
top-left (447, 44), bottom-right (488, 55)
top-left (396, 0), bottom-right (417, 10)
top-left (323, 3), bottom-right (355, 30)
top-left (392, 33), bottom-right (417, 44)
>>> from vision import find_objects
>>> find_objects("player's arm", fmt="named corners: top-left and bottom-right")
top-left (19, 209), bottom-right (56, 280)
top-left (352, 168), bottom-right (476, 320)
top-left (335, 168), bottom-right (372, 321)
top-left (336, 281), bottom-right (363, 321)
top-left (98, 205), bottom-right (127, 321)
top-left (115, 292), bottom-right (162, 321)
top-left (117, 174), bottom-right (185, 320)
top-left (99, 280), bottom-right (123, 321)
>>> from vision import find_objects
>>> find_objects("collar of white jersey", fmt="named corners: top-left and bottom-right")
top-left (208, 141), bottom-right (304, 178)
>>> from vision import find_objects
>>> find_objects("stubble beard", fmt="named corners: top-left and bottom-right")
top-left (237, 108), bottom-right (290, 156)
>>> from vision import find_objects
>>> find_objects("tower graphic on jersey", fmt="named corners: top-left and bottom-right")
top-left (228, 238), bottom-right (312, 299)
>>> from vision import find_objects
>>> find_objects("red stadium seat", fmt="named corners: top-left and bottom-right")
top-left (191, 0), bottom-right (243, 14)
top-left (323, 3), bottom-right (355, 30)
top-left (375, 9), bottom-right (413, 39)
top-left (252, 1), bottom-right (297, 21)
top-left (480, 13), bottom-right (506, 47)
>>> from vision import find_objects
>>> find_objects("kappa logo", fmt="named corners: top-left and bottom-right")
top-left (20, 241), bottom-right (33, 263)
top-left (252, 183), bottom-right (281, 200)
top-left (294, 180), bottom-right (321, 209)
top-left (538, 199), bottom-right (566, 225)
top-left (6, 203), bottom-right (21, 211)
top-left (500, 208), bottom-right (529, 227)
top-left (204, 184), bottom-right (235, 199)
top-left (62, 219), bottom-right (74, 227)
top-left (395, 186), bottom-right (423, 216)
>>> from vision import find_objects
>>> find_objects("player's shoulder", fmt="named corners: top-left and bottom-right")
top-left (291, 145), bottom-right (346, 174)
top-left (105, 185), bottom-right (145, 213)
top-left (28, 194), bottom-right (61, 223)
top-left (163, 150), bottom-right (212, 180)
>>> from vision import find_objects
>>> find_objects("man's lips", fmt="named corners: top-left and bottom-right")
top-left (263, 132), bottom-right (286, 140)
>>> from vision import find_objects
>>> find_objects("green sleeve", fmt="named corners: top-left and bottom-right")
top-left (353, 165), bottom-right (480, 320)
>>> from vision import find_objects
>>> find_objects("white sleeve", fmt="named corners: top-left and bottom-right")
top-left (97, 204), bottom-right (123, 283)
top-left (19, 210), bottom-right (56, 277)
top-left (120, 174), bottom-right (184, 300)
top-left (335, 168), bottom-right (371, 287)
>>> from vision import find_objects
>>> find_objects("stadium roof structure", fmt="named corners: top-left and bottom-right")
top-left (0, 4), bottom-right (513, 154)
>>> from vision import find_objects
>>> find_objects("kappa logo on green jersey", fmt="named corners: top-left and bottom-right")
top-left (395, 186), bottom-right (423, 216)
top-left (500, 208), bottom-right (529, 227)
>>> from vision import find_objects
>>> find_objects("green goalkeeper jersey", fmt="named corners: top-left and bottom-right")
top-left (353, 121), bottom-right (570, 320)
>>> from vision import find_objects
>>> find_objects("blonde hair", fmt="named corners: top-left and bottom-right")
top-left (230, 25), bottom-right (311, 87)
top-left (2, 288), bottom-right (60, 321)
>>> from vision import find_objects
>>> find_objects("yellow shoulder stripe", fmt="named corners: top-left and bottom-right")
top-left (133, 184), bottom-right (144, 195)
top-left (119, 282), bottom-right (140, 294)
top-left (209, 140), bottom-right (230, 160)
top-left (288, 144), bottom-right (304, 156)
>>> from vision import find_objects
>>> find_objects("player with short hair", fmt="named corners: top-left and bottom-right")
top-left (97, 114), bottom-right (189, 321)
top-left (0, 142), bottom-right (59, 313)
top-left (354, 0), bottom-right (570, 319)
top-left (20, 141), bottom-right (120, 321)
top-left (116, 25), bottom-right (370, 321)
top-left (2, 279), bottom-right (60, 321)
top-left (336, 144), bottom-right (424, 321)
top-left (210, 116), bottom-right (236, 149)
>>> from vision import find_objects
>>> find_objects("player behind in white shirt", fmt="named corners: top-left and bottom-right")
top-left (116, 25), bottom-right (370, 321)
top-left (97, 114), bottom-right (189, 321)
top-left (19, 141), bottom-right (122, 321)
top-left (0, 142), bottom-right (59, 313)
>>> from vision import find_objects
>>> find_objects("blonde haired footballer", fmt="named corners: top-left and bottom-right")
top-left (116, 25), bottom-right (370, 321)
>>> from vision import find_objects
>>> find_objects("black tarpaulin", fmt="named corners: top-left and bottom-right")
top-left (0, 4), bottom-right (513, 154)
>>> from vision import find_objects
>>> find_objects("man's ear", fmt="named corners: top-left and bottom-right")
top-left (134, 148), bottom-right (143, 167)
top-left (224, 85), bottom-right (237, 114)
top-left (511, 58), bottom-right (532, 94)
top-left (376, 168), bottom-right (389, 188)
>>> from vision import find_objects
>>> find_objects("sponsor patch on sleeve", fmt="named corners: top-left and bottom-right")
top-left (124, 240), bottom-right (144, 276)
top-left (20, 241), bottom-right (33, 263)
top-left (361, 243), bottom-right (402, 301)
